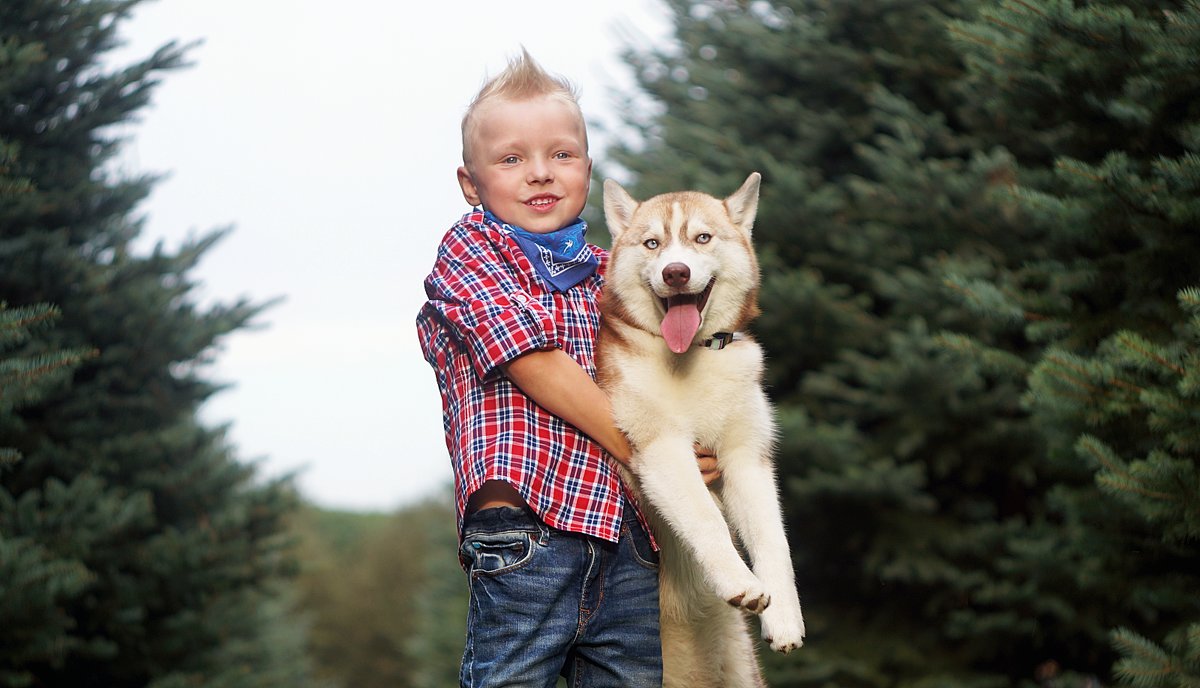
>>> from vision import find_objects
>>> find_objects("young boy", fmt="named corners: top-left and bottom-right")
top-left (417, 51), bottom-right (714, 687)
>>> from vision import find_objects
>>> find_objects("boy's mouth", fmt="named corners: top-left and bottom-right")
top-left (526, 195), bottom-right (559, 211)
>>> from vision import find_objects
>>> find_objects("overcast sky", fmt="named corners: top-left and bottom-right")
top-left (110, 1), bottom-right (672, 511)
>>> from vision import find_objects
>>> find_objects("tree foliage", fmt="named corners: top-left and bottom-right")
top-left (0, 303), bottom-right (91, 467)
top-left (0, 1), bottom-right (309, 685)
top-left (949, 2), bottom-right (1200, 684)
top-left (607, 0), bottom-right (1200, 685)
top-left (293, 496), bottom-right (466, 688)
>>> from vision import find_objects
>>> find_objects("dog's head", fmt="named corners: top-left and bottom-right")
top-left (602, 173), bottom-right (762, 353)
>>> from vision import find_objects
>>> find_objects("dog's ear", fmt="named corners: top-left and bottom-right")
top-left (603, 179), bottom-right (638, 240)
top-left (725, 172), bottom-right (761, 235)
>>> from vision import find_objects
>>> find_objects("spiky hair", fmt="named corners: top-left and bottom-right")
top-left (460, 48), bottom-right (586, 165)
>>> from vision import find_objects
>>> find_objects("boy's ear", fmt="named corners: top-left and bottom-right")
top-left (457, 166), bottom-right (481, 206)
top-left (603, 179), bottom-right (637, 241)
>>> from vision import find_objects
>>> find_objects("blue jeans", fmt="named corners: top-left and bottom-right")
top-left (458, 500), bottom-right (662, 688)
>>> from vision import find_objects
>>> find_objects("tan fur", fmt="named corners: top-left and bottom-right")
top-left (598, 174), bottom-right (805, 687)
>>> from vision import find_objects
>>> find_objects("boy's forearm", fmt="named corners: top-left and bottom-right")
top-left (502, 348), bottom-right (633, 465)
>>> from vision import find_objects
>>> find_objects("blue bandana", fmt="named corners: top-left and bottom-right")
top-left (484, 211), bottom-right (600, 292)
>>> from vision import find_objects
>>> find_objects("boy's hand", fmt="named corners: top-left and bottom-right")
top-left (695, 444), bottom-right (721, 486)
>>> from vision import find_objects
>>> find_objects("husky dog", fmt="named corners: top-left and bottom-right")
top-left (596, 173), bottom-right (805, 687)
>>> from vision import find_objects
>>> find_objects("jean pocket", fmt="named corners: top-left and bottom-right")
top-left (461, 530), bottom-right (535, 576)
top-left (624, 517), bottom-right (660, 571)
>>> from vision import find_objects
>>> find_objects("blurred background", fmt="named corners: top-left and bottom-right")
top-left (3, 1), bottom-right (1197, 687)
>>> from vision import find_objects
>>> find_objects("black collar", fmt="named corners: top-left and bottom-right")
top-left (699, 332), bottom-right (736, 350)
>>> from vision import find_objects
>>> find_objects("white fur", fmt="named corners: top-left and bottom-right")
top-left (599, 173), bottom-right (805, 688)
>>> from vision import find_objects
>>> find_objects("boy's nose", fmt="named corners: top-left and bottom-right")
top-left (527, 160), bottom-right (553, 183)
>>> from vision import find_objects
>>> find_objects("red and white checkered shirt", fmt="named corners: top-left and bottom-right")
top-left (417, 210), bottom-right (627, 543)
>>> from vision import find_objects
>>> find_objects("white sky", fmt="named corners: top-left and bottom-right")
top-left (109, 1), bottom-right (672, 512)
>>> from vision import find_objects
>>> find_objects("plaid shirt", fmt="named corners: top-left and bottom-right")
top-left (417, 210), bottom-right (627, 543)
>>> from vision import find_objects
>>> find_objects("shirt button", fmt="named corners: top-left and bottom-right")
top-left (512, 293), bottom-right (529, 304)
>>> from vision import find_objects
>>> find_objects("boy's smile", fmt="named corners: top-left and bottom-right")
top-left (457, 95), bottom-right (592, 234)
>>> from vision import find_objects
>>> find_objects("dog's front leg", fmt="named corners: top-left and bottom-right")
top-left (719, 448), bottom-right (806, 653)
top-left (635, 436), bottom-right (769, 613)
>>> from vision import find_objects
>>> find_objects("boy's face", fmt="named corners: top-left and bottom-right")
top-left (457, 95), bottom-right (592, 234)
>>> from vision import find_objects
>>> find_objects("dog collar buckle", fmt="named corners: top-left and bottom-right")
top-left (700, 332), bottom-right (736, 350)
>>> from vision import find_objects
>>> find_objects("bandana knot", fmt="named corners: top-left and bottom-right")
top-left (484, 211), bottom-right (600, 292)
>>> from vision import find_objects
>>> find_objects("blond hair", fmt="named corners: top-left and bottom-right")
top-left (460, 48), bottom-right (587, 166)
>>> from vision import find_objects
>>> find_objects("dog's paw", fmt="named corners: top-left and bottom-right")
top-left (720, 576), bottom-right (770, 614)
top-left (760, 603), bottom-right (805, 654)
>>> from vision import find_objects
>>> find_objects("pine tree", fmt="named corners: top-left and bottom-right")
top-left (406, 495), bottom-right (470, 688)
top-left (608, 0), bottom-right (1020, 684)
top-left (0, 1), bottom-right (310, 685)
top-left (294, 496), bottom-right (466, 688)
top-left (603, 0), bottom-right (1198, 685)
top-left (0, 303), bottom-right (91, 467)
top-left (0, 303), bottom-right (92, 686)
top-left (947, 1), bottom-right (1200, 685)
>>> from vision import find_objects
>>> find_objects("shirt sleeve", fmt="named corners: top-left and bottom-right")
top-left (419, 223), bottom-right (558, 381)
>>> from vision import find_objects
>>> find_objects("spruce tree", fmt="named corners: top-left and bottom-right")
top-left (611, 0), bottom-right (992, 684)
top-left (0, 1), bottom-right (310, 685)
top-left (0, 303), bottom-right (90, 467)
top-left (294, 496), bottom-right (466, 688)
top-left (0, 303), bottom-right (92, 686)
top-left (949, 1), bottom-right (1200, 684)
top-left (605, 0), bottom-right (1180, 685)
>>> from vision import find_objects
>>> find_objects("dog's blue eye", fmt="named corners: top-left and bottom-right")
top-left (696, 233), bottom-right (712, 244)
top-left (643, 239), bottom-right (659, 250)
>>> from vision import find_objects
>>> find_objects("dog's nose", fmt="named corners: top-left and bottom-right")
top-left (662, 262), bottom-right (691, 287)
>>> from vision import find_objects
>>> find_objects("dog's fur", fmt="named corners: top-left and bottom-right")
top-left (596, 173), bottom-right (805, 687)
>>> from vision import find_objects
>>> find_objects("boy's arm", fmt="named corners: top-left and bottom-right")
top-left (503, 348), bottom-right (633, 465)
top-left (503, 349), bottom-right (723, 486)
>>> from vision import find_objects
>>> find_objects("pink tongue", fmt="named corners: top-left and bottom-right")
top-left (661, 300), bottom-right (701, 353)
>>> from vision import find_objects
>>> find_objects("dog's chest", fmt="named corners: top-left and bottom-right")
top-left (617, 343), bottom-right (763, 424)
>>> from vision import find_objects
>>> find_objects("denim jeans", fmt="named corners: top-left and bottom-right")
top-left (458, 500), bottom-right (662, 688)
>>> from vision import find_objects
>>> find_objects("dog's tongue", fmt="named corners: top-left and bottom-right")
top-left (661, 297), bottom-right (701, 354)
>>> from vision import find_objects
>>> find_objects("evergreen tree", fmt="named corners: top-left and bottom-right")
top-left (0, 1), bottom-right (310, 685)
top-left (0, 303), bottom-right (92, 686)
top-left (294, 496), bottom-right (466, 688)
top-left (949, 1), bottom-right (1200, 685)
top-left (607, 1), bottom-right (1051, 685)
top-left (405, 494), bottom-right (470, 688)
top-left (603, 0), bottom-right (1200, 684)
top-left (0, 303), bottom-right (90, 466)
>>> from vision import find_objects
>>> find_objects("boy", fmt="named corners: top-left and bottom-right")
top-left (416, 51), bottom-right (713, 687)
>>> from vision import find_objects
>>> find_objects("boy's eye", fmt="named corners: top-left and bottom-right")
top-left (502, 156), bottom-right (520, 164)
top-left (554, 151), bottom-right (571, 160)
top-left (643, 239), bottom-right (659, 250)
top-left (696, 233), bottom-right (712, 244)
